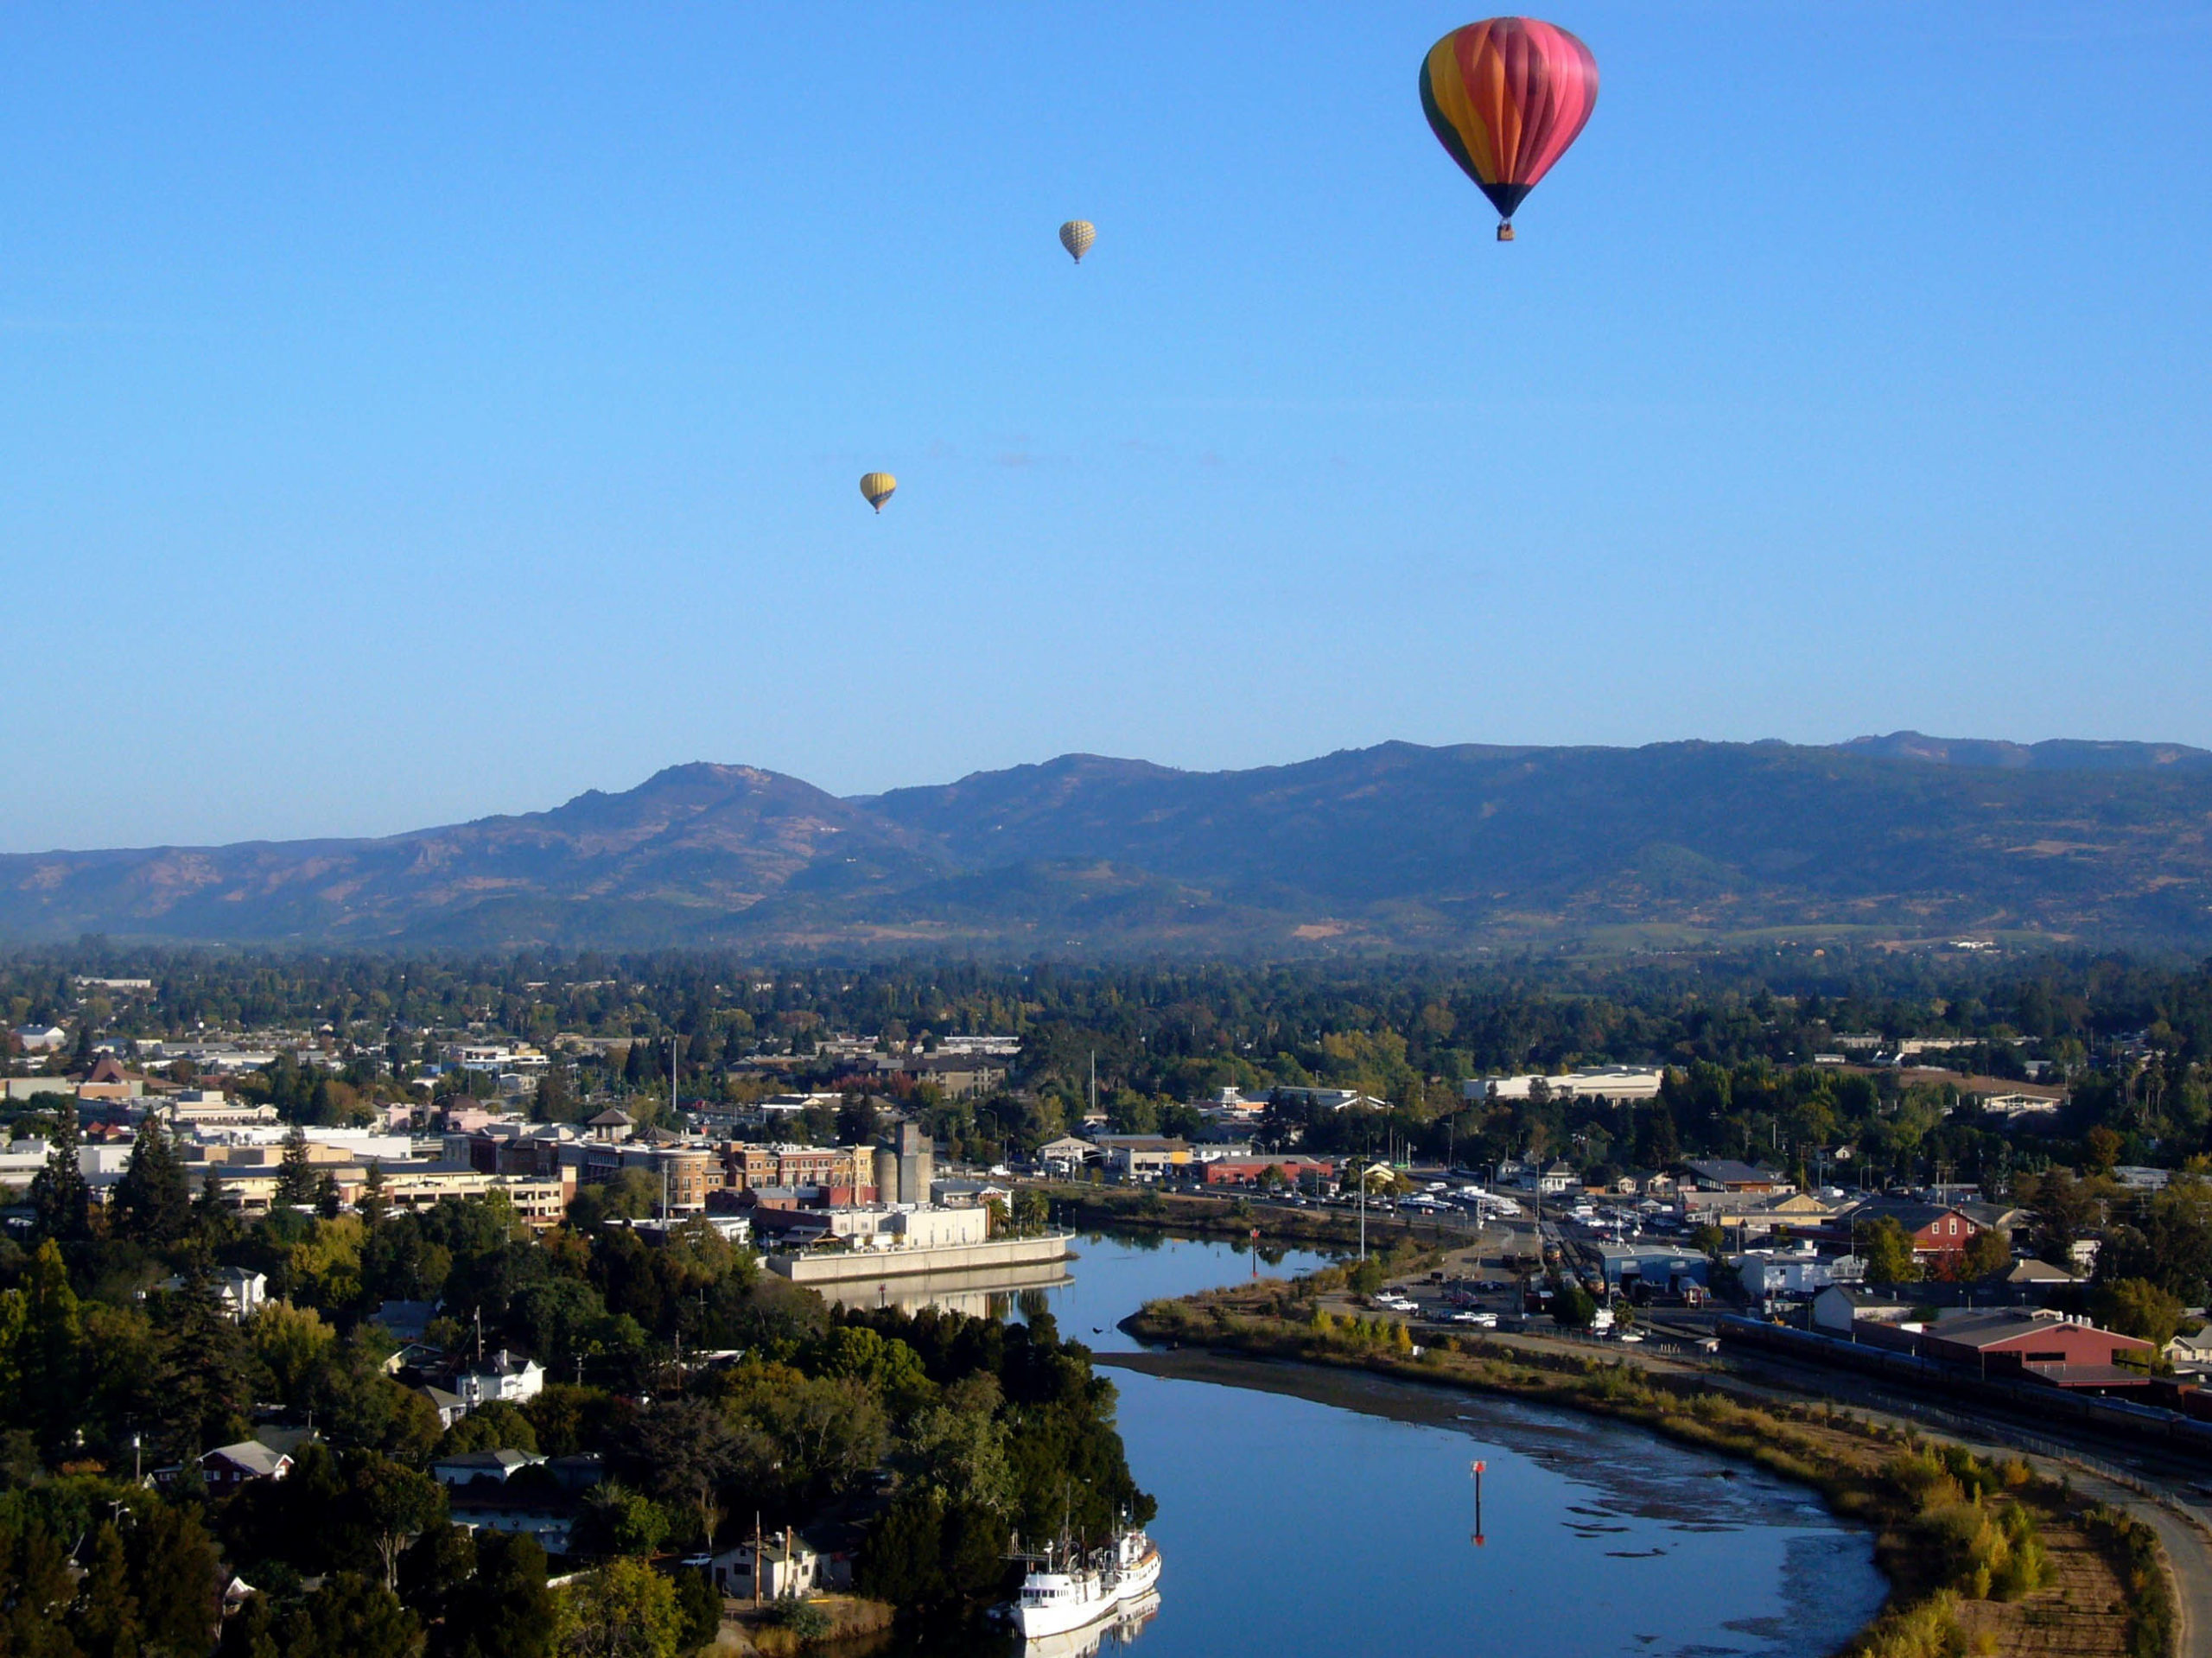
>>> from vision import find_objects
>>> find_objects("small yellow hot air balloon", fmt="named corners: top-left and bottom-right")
top-left (1058, 219), bottom-right (1096, 264)
top-left (859, 473), bottom-right (897, 513)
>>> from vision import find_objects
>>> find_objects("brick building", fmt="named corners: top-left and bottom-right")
top-left (1853, 1200), bottom-right (1984, 1261)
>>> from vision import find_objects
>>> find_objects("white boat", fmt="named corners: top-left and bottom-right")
top-left (1013, 1525), bottom-right (1163, 1641)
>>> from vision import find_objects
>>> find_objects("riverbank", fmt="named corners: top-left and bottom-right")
top-left (1038, 1184), bottom-right (1459, 1251)
top-left (1124, 1287), bottom-right (2167, 1658)
top-left (715, 1594), bottom-right (897, 1656)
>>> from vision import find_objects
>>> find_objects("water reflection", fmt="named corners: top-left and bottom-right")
top-left (811, 1257), bottom-right (1073, 1318)
top-left (1024, 1590), bottom-right (1159, 1658)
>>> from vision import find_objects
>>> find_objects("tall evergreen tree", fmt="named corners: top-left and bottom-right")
top-left (115, 1117), bottom-right (192, 1244)
top-left (73, 1521), bottom-right (141, 1658)
top-left (284, 1572), bottom-right (421, 1658)
top-left (216, 1592), bottom-right (282, 1658)
top-left (128, 1502), bottom-right (220, 1658)
top-left (29, 1102), bottom-right (92, 1242)
top-left (437, 1533), bottom-right (555, 1658)
top-left (156, 1265), bottom-right (253, 1458)
top-left (17, 1241), bottom-right (83, 1446)
top-left (194, 1167), bottom-right (236, 1244)
top-left (0, 1519), bottom-right (83, 1658)
top-left (275, 1126), bottom-right (317, 1208)
top-left (360, 1162), bottom-right (390, 1229)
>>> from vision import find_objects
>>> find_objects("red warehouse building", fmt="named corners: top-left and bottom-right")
top-left (1202, 1157), bottom-right (1336, 1189)
top-left (1919, 1311), bottom-right (2155, 1388)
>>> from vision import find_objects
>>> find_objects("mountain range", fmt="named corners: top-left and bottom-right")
top-left (8, 732), bottom-right (2212, 955)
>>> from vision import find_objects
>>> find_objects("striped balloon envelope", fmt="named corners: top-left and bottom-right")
top-left (1420, 17), bottom-right (1598, 240)
top-left (859, 473), bottom-right (896, 512)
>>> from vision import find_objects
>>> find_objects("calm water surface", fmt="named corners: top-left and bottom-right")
top-left (899, 1233), bottom-right (1885, 1658)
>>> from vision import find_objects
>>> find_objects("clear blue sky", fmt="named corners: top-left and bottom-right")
top-left (5, 3), bottom-right (2209, 850)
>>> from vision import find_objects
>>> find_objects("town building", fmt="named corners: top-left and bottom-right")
top-left (2166, 1332), bottom-right (2212, 1377)
top-left (1681, 1159), bottom-right (1793, 1194)
top-left (706, 1532), bottom-right (842, 1600)
top-left (443, 1454), bottom-right (601, 1556)
top-left (1200, 1156), bottom-right (1336, 1189)
top-left (899, 1054), bottom-right (1008, 1099)
top-left (1734, 1247), bottom-right (1859, 1303)
top-left (1463, 1067), bottom-right (1665, 1103)
top-left (1810, 1285), bottom-right (1913, 1336)
top-left (1847, 1198), bottom-right (1985, 1261)
top-left (200, 1441), bottom-right (291, 1491)
top-left (1089, 1135), bottom-right (1192, 1181)
top-left (1916, 1311), bottom-right (2156, 1387)
top-left (930, 1177), bottom-right (1013, 1210)
top-left (166, 1092), bottom-right (280, 1128)
top-left (214, 1267), bottom-right (270, 1319)
top-left (1593, 1243), bottom-right (1710, 1299)
top-left (432, 1449), bottom-right (546, 1488)
top-left (454, 1350), bottom-right (545, 1410)
top-left (579, 1140), bottom-right (721, 1214)
top-left (1268, 1087), bottom-right (1386, 1113)
top-left (1974, 1092), bottom-right (2063, 1120)
top-left (874, 1122), bottom-right (934, 1204)
top-left (1036, 1135), bottom-right (1095, 1174)
top-left (1681, 1190), bottom-right (1838, 1240)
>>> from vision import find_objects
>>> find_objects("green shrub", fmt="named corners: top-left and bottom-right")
top-left (767, 1598), bottom-right (833, 1640)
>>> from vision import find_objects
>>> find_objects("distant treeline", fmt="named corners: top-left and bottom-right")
top-left (13, 942), bottom-right (2212, 1179)
top-left (9, 938), bottom-right (2212, 1069)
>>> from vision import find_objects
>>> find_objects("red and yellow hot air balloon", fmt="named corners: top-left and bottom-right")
top-left (1420, 17), bottom-right (1598, 241)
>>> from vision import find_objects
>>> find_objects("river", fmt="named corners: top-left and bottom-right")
top-left (890, 1232), bottom-right (1886, 1658)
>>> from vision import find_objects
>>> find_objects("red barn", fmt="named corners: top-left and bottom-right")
top-left (1920, 1311), bottom-right (2155, 1387)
